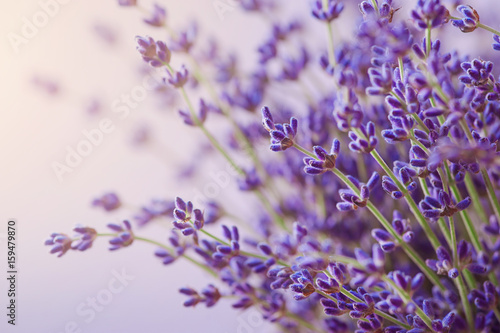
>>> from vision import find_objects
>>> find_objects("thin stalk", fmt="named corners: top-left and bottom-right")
top-left (196, 227), bottom-right (288, 266)
top-left (96, 233), bottom-right (117, 237)
top-left (370, 149), bottom-right (441, 250)
top-left (421, 178), bottom-right (453, 248)
top-left (407, 137), bottom-right (456, 248)
top-left (329, 254), bottom-right (364, 269)
top-left (425, 24), bottom-right (432, 57)
top-left (254, 189), bottom-right (288, 231)
top-left (179, 87), bottom-right (244, 175)
top-left (357, 154), bottom-right (368, 181)
top-left (370, 0), bottom-right (379, 14)
top-left (398, 57), bottom-right (405, 81)
top-left (445, 163), bottom-right (498, 285)
top-left (477, 22), bottom-right (500, 37)
top-left (97, 234), bottom-right (218, 278)
top-left (189, 59), bottom-right (282, 203)
top-left (388, 92), bottom-right (429, 134)
top-left (445, 163), bottom-right (482, 251)
top-left (315, 185), bottom-right (327, 219)
top-left (335, 168), bottom-right (445, 289)
top-left (340, 289), bottom-right (409, 328)
top-left (481, 168), bottom-right (500, 223)
top-left (464, 173), bottom-right (489, 223)
top-left (175, 82), bottom-right (286, 229)
top-left (322, 0), bottom-right (336, 67)
top-left (134, 236), bottom-right (216, 276)
top-left (316, 289), bottom-right (409, 329)
top-left (494, 308), bottom-right (500, 324)
top-left (293, 143), bottom-right (445, 289)
top-left (449, 216), bottom-right (457, 267)
top-left (455, 273), bottom-right (475, 332)
top-left (455, 120), bottom-right (500, 282)
top-left (463, 269), bottom-right (477, 291)
top-left (452, 121), bottom-right (499, 283)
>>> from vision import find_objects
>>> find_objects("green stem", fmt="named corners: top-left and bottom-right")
top-left (254, 189), bottom-right (288, 231)
top-left (329, 254), bottom-right (364, 269)
top-left (197, 227), bottom-right (288, 266)
top-left (321, 0), bottom-right (336, 67)
top-left (481, 168), bottom-right (500, 223)
top-left (494, 308), bottom-right (500, 324)
top-left (425, 22), bottom-right (432, 57)
top-left (455, 273), bottom-right (475, 332)
top-left (425, 24), bottom-right (432, 57)
top-left (334, 169), bottom-right (445, 290)
top-left (463, 269), bottom-right (477, 291)
top-left (293, 143), bottom-right (445, 290)
top-left (96, 233), bottom-right (116, 237)
top-left (449, 216), bottom-right (457, 267)
top-left (445, 164), bottom-right (482, 251)
top-left (294, 143), bottom-right (316, 158)
top-left (477, 22), bottom-right (500, 37)
top-left (464, 173), bottom-right (489, 223)
top-left (316, 288), bottom-right (409, 329)
top-left (370, 149), bottom-right (441, 250)
top-left (418, 176), bottom-right (452, 248)
top-left (389, 91), bottom-right (429, 134)
top-left (342, 289), bottom-right (409, 328)
top-left (176, 83), bottom-right (286, 230)
top-left (398, 57), bottom-right (405, 81)
top-left (98, 234), bottom-right (219, 278)
top-left (370, 0), bottom-right (379, 14)
top-left (325, 24), bottom-right (336, 67)
top-left (179, 87), bottom-right (244, 175)
top-left (195, 65), bottom-right (263, 171)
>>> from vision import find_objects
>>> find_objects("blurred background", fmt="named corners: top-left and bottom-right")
top-left (0, 1), bottom-right (277, 332)
top-left (0, 0), bottom-right (498, 332)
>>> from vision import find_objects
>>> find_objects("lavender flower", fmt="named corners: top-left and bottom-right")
top-left (166, 66), bottom-right (189, 88)
top-left (136, 36), bottom-right (170, 67)
top-left (72, 226), bottom-right (97, 251)
top-left (372, 211), bottom-right (414, 252)
top-left (348, 122), bottom-right (378, 154)
top-left (143, 4), bottom-right (166, 27)
top-left (45, 233), bottom-right (72, 257)
top-left (172, 197), bottom-right (206, 236)
top-left (92, 192), bottom-right (121, 211)
top-left (311, 0), bottom-right (344, 22)
top-left (117, 0), bottom-right (136, 6)
top-left (459, 58), bottom-right (494, 88)
top-left (107, 220), bottom-right (134, 250)
top-left (179, 284), bottom-right (221, 307)
top-left (169, 23), bottom-right (197, 53)
top-left (303, 139), bottom-right (340, 175)
top-left (419, 190), bottom-right (471, 218)
top-left (134, 199), bottom-right (174, 226)
top-left (411, 0), bottom-right (449, 30)
top-left (262, 106), bottom-right (298, 151)
top-left (451, 5), bottom-right (480, 33)
top-left (470, 281), bottom-right (499, 312)
top-left (493, 35), bottom-right (500, 51)
top-left (336, 172), bottom-right (379, 211)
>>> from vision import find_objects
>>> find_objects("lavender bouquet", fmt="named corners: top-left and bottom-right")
top-left (46, 0), bottom-right (500, 332)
